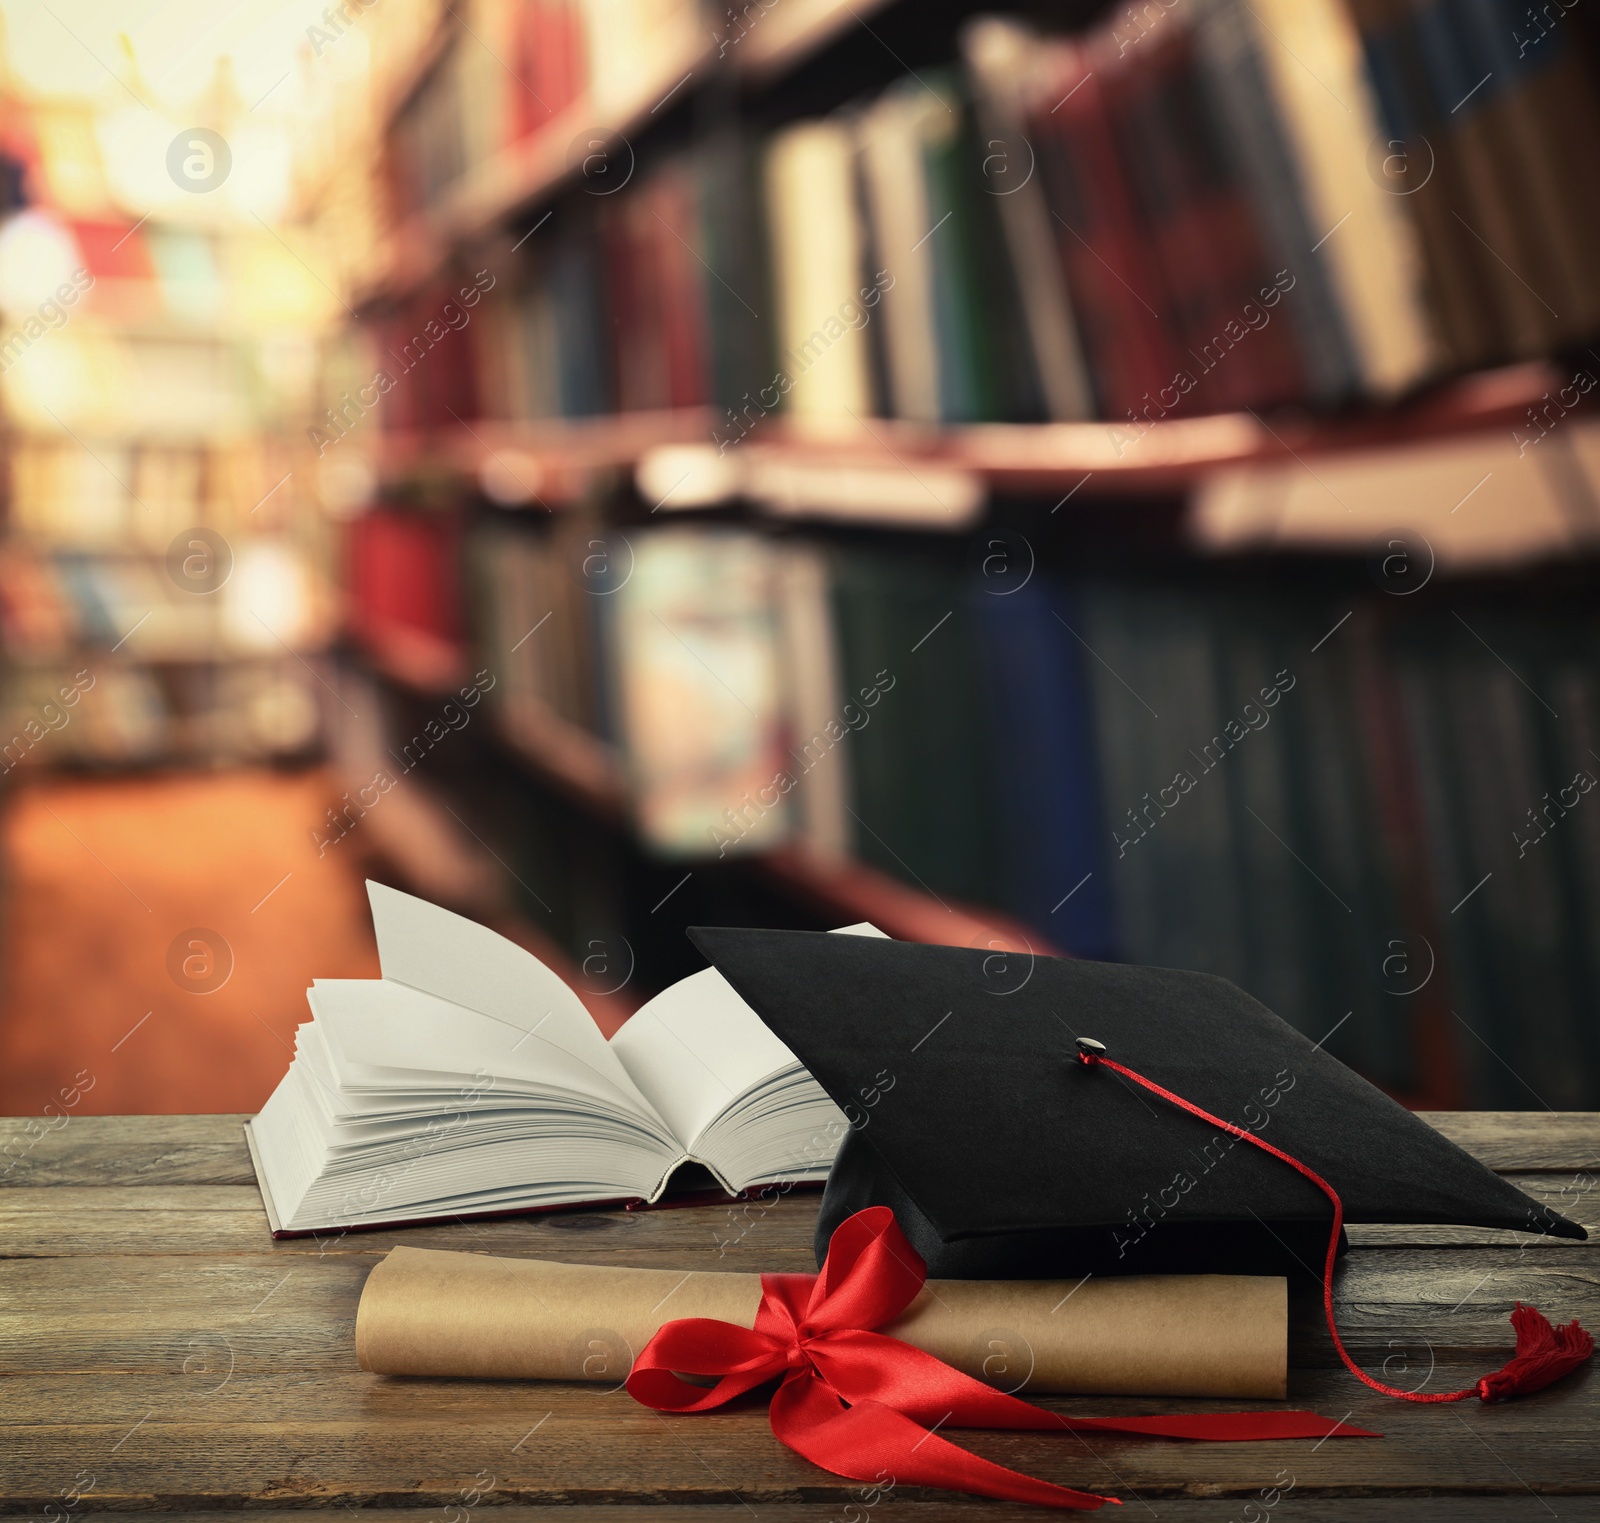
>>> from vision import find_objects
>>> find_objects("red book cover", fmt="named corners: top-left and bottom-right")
top-left (375, 313), bottom-right (420, 435)
top-left (383, 109), bottom-right (423, 224)
top-left (602, 192), bottom-right (671, 412)
top-left (512, 6), bottom-right (549, 139)
top-left (514, 0), bottom-right (587, 140)
top-left (518, 0), bottom-right (556, 138)
top-left (546, 0), bottom-right (586, 120)
top-left (379, 286), bottom-right (480, 433)
top-left (1104, 15), bottom-right (1307, 413)
top-left (431, 283), bottom-right (482, 427)
top-left (1030, 37), bottom-right (1186, 421)
top-left (649, 169), bottom-right (711, 408)
top-left (346, 508), bottom-right (460, 642)
top-left (68, 219), bottom-right (157, 283)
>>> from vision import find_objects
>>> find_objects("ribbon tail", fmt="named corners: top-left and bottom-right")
top-left (769, 1372), bottom-right (1118, 1511)
top-left (1059, 1412), bottom-right (1380, 1441)
top-left (812, 1334), bottom-right (1379, 1441)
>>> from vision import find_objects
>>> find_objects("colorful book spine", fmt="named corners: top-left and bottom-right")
top-left (1030, 35), bottom-right (1190, 421)
top-left (960, 17), bottom-right (1097, 422)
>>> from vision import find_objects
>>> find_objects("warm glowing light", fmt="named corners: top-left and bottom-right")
top-left (0, 211), bottom-right (82, 315)
top-left (224, 540), bottom-right (313, 650)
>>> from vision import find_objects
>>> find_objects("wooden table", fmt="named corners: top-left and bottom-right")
top-left (3, 1112), bottom-right (1597, 1521)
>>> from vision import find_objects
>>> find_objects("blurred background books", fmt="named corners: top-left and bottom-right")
top-left (2, 0), bottom-right (1599, 1123)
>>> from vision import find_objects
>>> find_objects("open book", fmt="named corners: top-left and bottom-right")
top-left (245, 883), bottom-right (881, 1235)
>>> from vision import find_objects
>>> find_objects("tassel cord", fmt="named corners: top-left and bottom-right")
top-left (1079, 1051), bottom-right (1592, 1405)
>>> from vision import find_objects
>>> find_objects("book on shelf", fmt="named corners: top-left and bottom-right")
top-left (466, 509), bottom-right (610, 735)
top-left (385, 0), bottom-right (706, 222)
top-left (0, 663), bottom-right (163, 771)
top-left (1396, 609), bottom-right (1600, 1112)
top-left (421, 498), bottom-right (1600, 1104)
top-left (1097, 3), bottom-right (1311, 415)
top-left (1076, 580), bottom-right (1429, 1095)
top-left (580, 0), bottom-right (706, 112)
top-left (612, 528), bottom-right (791, 855)
top-left (372, 284), bottom-right (482, 435)
top-left (763, 118), bottom-right (876, 427)
top-left (464, 517), bottom-right (852, 860)
top-left (346, 506), bottom-right (463, 648)
top-left (774, 541), bottom-right (853, 861)
top-left (826, 545), bottom-right (1001, 912)
top-left (513, 0), bottom-right (587, 139)
top-left (0, 655), bottom-right (320, 770)
top-left (1346, 0), bottom-right (1600, 360)
top-left (1341, 0), bottom-right (1496, 371)
top-left (0, 544), bottom-right (229, 662)
top-left (973, 579), bottom-right (1117, 961)
top-left (603, 166), bottom-right (711, 413)
top-left (1181, 0), bottom-right (1362, 403)
top-left (370, 0), bottom-right (1600, 444)
top-left (855, 70), bottom-right (1023, 425)
top-left (1449, 0), bottom-right (1600, 343)
top-left (1239, 0), bottom-right (1436, 396)
top-left (0, 548), bottom-right (75, 656)
top-left (453, 134), bottom-right (769, 431)
top-left (6, 432), bottom-right (295, 556)
top-left (960, 18), bottom-right (1095, 423)
top-left (246, 880), bottom-right (885, 1235)
top-left (536, 218), bottom-right (614, 418)
top-left (1031, 26), bottom-right (1191, 418)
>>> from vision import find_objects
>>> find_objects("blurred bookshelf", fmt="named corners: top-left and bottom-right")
top-left (322, 0), bottom-right (1600, 1108)
top-left (367, 358), bottom-right (1574, 511)
top-left (0, 61), bottom-right (339, 772)
top-left (353, 0), bottom-right (917, 309)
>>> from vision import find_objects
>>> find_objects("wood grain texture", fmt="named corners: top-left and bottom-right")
top-left (1417, 1112), bottom-right (1600, 1171)
top-left (41, 1507), bottom-right (1600, 1523)
top-left (1, 1112), bottom-right (1595, 1515)
top-left (0, 1115), bottom-right (257, 1188)
top-left (9, 1112), bottom-right (1594, 1185)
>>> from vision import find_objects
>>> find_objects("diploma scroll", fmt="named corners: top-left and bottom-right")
top-left (356, 1247), bottom-right (1287, 1399)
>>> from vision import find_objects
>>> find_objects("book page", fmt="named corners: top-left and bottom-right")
top-left (365, 882), bottom-right (670, 1129)
top-left (611, 923), bottom-right (886, 1148)
top-left (310, 979), bottom-right (669, 1122)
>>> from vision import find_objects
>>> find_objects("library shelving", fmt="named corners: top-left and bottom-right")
top-left (0, 73), bottom-right (338, 772)
top-left (347, 618), bottom-right (1057, 954)
top-left (327, 0), bottom-right (1600, 1107)
top-left (368, 359), bottom-right (1571, 509)
top-left (356, 0), bottom-right (907, 309)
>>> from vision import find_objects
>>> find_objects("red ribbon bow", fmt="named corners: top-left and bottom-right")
top-left (625, 1206), bottom-right (1374, 1510)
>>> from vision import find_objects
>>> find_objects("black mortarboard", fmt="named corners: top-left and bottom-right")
top-left (686, 929), bottom-right (1586, 1279)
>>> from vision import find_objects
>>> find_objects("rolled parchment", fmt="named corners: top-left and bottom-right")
top-left (356, 1247), bottom-right (1287, 1399)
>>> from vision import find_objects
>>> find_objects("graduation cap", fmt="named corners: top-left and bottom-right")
top-left (686, 929), bottom-right (1586, 1282)
top-left (688, 929), bottom-right (1595, 1405)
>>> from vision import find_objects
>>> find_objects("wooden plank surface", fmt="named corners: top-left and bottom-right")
top-left (4, 1179), bottom-right (1597, 1258)
top-left (0, 1115), bottom-right (258, 1187)
top-left (10, 1111), bottom-right (1596, 1186)
top-left (1, 1113), bottom-right (1595, 1515)
top-left (1417, 1112), bottom-right (1600, 1171)
top-left (47, 1508), bottom-right (1600, 1523)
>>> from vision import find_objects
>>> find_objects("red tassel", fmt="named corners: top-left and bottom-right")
top-left (1475, 1304), bottom-right (1595, 1402)
top-left (1078, 1049), bottom-right (1597, 1405)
